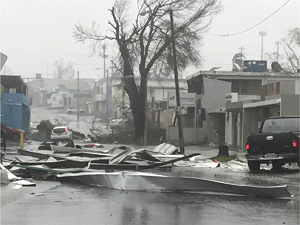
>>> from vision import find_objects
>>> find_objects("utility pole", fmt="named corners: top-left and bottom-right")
top-left (170, 10), bottom-right (185, 154)
top-left (77, 70), bottom-right (79, 122)
top-left (106, 69), bottom-right (109, 129)
top-left (259, 31), bottom-right (267, 60)
top-left (102, 45), bottom-right (106, 79)
top-left (69, 61), bottom-right (79, 122)
top-left (275, 41), bottom-right (280, 62)
top-left (144, 75), bottom-right (148, 145)
top-left (102, 44), bottom-right (108, 128)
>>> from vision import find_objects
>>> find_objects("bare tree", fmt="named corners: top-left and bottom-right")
top-left (266, 27), bottom-right (300, 73)
top-left (281, 27), bottom-right (300, 73)
top-left (53, 58), bottom-right (75, 79)
top-left (73, 0), bottom-right (222, 143)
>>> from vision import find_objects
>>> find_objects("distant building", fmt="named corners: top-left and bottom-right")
top-left (27, 74), bottom-right (94, 112)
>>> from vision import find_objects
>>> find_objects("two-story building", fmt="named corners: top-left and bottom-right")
top-left (185, 70), bottom-right (300, 149)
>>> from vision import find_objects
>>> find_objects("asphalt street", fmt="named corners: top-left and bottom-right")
top-left (1, 139), bottom-right (300, 225)
top-left (1, 105), bottom-right (299, 225)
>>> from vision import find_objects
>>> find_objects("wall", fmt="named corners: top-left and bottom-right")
top-left (162, 109), bottom-right (174, 129)
top-left (49, 93), bottom-right (64, 108)
top-left (202, 78), bottom-right (231, 145)
top-left (281, 94), bottom-right (300, 116)
top-left (202, 78), bottom-right (231, 110)
top-left (266, 80), bottom-right (295, 95)
top-left (295, 80), bottom-right (300, 95)
top-left (225, 112), bottom-right (233, 145)
top-left (166, 127), bottom-right (197, 144)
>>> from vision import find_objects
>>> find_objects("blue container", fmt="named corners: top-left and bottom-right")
top-left (243, 60), bottom-right (267, 72)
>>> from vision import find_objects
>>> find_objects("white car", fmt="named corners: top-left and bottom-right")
top-left (51, 126), bottom-right (73, 141)
top-left (109, 118), bottom-right (126, 128)
top-left (67, 107), bottom-right (85, 114)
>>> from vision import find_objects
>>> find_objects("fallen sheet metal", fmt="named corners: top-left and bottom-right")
top-left (0, 163), bottom-right (36, 186)
top-left (1, 164), bottom-right (9, 184)
top-left (57, 171), bottom-right (292, 198)
top-left (7, 158), bottom-right (90, 169)
top-left (51, 145), bottom-right (85, 154)
top-left (90, 153), bottom-right (200, 171)
top-left (51, 145), bottom-right (127, 154)
top-left (7, 163), bottom-right (90, 174)
top-left (151, 143), bottom-right (178, 154)
top-left (18, 148), bottom-right (55, 160)
top-left (109, 147), bottom-right (136, 165)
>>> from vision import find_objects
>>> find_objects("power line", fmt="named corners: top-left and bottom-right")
top-left (207, 0), bottom-right (291, 37)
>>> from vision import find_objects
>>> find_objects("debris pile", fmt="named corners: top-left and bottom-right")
top-left (1, 142), bottom-right (292, 198)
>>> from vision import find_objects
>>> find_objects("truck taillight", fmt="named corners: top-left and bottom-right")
top-left (51, 129), bottom-right (53, 134)
top-left (245, 143), bottom-right (250, 150)
top-left (64, 128), bottom-right (68, 133)
top-left (292, 140), bottom-right (297, 148)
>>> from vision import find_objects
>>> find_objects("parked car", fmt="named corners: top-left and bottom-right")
top-left (109, 118), bottom-right (127, 128)
top-left (245, 116), bottom-right (300, 171)
top-left (50, 126), bottom-right (73, 141)
top-left (0, 123), bottom-right (24, 141)
top-left (66, 107), bottom-right (85, 114)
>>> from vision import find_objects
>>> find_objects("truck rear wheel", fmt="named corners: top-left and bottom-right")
top-left (248, 161), bottom-right (260, 171)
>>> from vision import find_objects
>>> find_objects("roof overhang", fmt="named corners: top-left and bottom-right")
top-left (244, 98), bottom-right (281, 108)
top-left (226, 101), bottom-right (243, 112)
top-left (207, 108), bottom-right (226, 114)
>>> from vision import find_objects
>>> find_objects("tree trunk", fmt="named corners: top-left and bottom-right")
top-left (217, 144), bottom-right (229, 157)
top-left (120, 43), bottom-right (146, 144)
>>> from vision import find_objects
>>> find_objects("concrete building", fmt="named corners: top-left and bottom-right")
top-left (186, 71), bottom-right (300, 149)
top-left (0, 75), bottom-right (30, 133)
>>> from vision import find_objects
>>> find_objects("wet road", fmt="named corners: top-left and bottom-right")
top-left (1, 166), bottom-right (299, 225)
top-left (1, 107), bottom-right (299, 224)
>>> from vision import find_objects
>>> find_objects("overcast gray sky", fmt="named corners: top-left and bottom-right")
top-left (1, 0), bottom-right (299, 80)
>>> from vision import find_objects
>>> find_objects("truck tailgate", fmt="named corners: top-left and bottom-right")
top-left (247, 132), bottom-right (299, 154)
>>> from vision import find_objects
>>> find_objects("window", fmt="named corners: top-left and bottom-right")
top-left (261, 118), bottom-right (300, 133)
top-left (241, 80), bottom-right (248, 93)
top-left (231, 81), bottom-right (239, 93)
top-left (8, 88), bottom-right (16, 93)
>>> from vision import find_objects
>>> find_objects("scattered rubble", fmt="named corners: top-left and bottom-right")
top-left (1, 142), bottom-right (292, 198)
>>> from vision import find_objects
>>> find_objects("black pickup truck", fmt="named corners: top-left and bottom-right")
top-left (245, 116), bottom-right (300, 171)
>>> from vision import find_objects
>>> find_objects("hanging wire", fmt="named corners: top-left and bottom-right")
top-left (206, 0), bottom-right (291, 37)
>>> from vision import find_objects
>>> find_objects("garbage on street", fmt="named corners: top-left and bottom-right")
top-left (1, 141), bottom-right (292, 199)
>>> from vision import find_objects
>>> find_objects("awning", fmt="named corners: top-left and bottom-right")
top-left (244, 98), bottom-right (281, 108)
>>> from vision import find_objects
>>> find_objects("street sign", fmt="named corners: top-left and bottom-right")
top-left (168, 92), bottom-right (195, 107)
